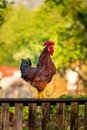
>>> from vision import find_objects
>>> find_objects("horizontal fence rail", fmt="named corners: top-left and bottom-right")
top-left (0, 98), bottom-right (87, 130)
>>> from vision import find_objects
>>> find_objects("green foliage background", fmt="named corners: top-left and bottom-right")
top-left (0, 0), bottom-right (87, 69)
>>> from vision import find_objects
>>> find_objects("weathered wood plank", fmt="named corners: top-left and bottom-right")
top-left (42, 103), bottom-right (50, 130)
top-left (14, 103), bottom-right (23, 130)
top-left (1, 103), bottom-right (9, 130)
top-left (84, 102), bottom-right (87, 130)
top-left (57, 103), bottom-right (65, 130)
top-left (28, 103), bottom-right (37, 130)
top-left (70, 102), bottom-right (78, 130)
top-left (0, 98), bottom-right (87, 106)
top-left (0, 98), bottom-right (87, 130)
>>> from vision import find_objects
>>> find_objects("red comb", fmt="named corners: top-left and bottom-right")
top-left (44, 41), bottom-right (55, 46)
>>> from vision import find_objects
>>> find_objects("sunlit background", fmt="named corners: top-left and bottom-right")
top-left (0, 0), bottom-right (87, 98)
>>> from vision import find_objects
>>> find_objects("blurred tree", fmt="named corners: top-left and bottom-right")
top-left (0, 0), bottom-right (87, 70)
top-left (0, 0), bottom-right (14, 26)
top-left (44, 0), bottom-right (87, 69)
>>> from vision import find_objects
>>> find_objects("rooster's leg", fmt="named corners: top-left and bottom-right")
top-left (38, 91), bottom-right (44, 98)
top-left (38, 92), bottom-right (40, 99)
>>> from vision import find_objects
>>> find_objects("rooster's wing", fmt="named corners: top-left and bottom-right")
top-left (31, 65), bottom-right (55, 91)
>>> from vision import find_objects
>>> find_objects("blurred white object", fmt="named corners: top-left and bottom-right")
top-left (13, 70), bottom-right (21, 78)
top-left (0, 76), bottom-right (15, 90)
top-left (0, 70), bottom-right (21, 90)
top-left (66, 69), bottom-right (79, 90)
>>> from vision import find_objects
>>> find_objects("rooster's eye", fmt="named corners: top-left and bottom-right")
top-left (48, 46), bottom-right (54, 55)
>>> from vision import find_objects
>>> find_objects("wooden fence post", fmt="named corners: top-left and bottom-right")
top-left (1, 103), bottom-right (9, 130)
top-left (14, 103), bottom-right (23, 130)
top-left (28, 103), bottom-right (37, 130)
top-left (42, 103), bottom-right (50, 130)
top-left (57, 103), bottom-right (65, 130)
top-left (1, 98), bottom-right (87, 130)
top-left (84, 102), bottom-right (87, 130)
top-left (70, 102), bottom-right (78, 130)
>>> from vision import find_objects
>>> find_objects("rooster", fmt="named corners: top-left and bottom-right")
top-left (20, 41), bottom-right (56, 97)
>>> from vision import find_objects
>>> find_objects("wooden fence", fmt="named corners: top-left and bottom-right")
top-left (0, 98), bottom-right (87, 130)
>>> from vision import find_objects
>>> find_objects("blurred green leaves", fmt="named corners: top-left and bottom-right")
top-left (0, 0), bottom-right (87, 68)
top-left (0, 0), bottom-right (14, 26)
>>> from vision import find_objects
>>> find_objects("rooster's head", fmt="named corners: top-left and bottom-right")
top-left (44, 41), bottom-right (55, 55)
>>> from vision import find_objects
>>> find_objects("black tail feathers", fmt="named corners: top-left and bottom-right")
top-left (20, 58), bottom-right (31, 73)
